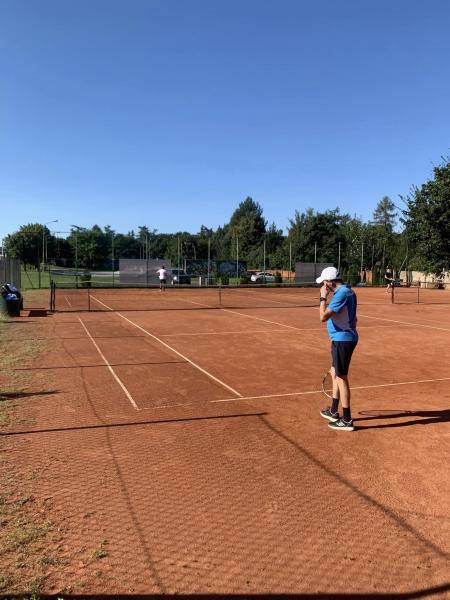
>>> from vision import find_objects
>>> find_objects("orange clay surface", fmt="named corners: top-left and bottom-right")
top-left (1, 287), bottom-right (449, 597)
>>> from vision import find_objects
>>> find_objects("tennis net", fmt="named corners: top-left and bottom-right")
top-left (392, 282), bottom-right (450, 305)
top-left (50, 282), bottom-right (322, 312)
top-left (51, 281), bottom-right (448, 313)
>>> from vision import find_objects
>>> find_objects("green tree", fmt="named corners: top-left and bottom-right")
top-left (4, 223), bottom-right (51, 268)
top-left (228, 197), bottom-right (267, 261)
top-left (67, 225), bottom-right (109, 269)
top-left (402, 159), bottom-right (450, 273)
top-left (288, 208), bottom-right (346, 264)
top-left (372, 196), bottom-right (397, 232)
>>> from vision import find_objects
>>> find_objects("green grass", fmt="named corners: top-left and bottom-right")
top-left (20, 267), bottom-right (51, 289)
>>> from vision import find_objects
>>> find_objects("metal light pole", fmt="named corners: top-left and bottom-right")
top-left (112, 233), bottom-right (115, 286)
top-left (207, 237), bottom-right (211, 286)
top-left (71, 225), bottom-right (83, 286)
top-left (314, 242), bottom-right (317, 280)
top-left (360, 241), bottom-right (364, 282)
top-left (42, 220), bottom-right (58, 271)
top-left (289, 239), bottom-right (292, 282)
top-left (263, 238), bottom-right (266, 283)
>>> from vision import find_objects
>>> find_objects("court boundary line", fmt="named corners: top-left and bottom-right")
top-left (90, 294), bottom-right (243, 397)
top-left (359, 312), bottom-right (450, 332)
top-left (113, 313), bottom-right (243, 398)
top-left (225, 286), bottom-right (318, 307)
top-left (155, 293), bottom-right (314, 333)
top-left (209, 375), bottom-right (450, 403)
top-left (78, 317), bottom-right (140, 411)
top-left (159, 323), bottom-right (402, 337)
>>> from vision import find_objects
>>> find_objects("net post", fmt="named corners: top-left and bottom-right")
top-left (218, 281), bottom-right (222, 306)
top-left (417, 284), bottom-right (420, 304)
top-left (391, 283), bottom-right (394, 304)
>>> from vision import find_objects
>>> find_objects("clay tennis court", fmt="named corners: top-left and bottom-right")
top-left (2, 286), bottom-right (450, 597)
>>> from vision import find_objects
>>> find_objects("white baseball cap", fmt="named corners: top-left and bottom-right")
top-left (316, 266), bottom-right (340, 283)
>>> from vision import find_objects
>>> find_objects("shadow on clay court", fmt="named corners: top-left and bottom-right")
top-left (0, 412), bottom-right (268, 437)
top-left (3, 585), bottom-right (450, 598)
top-left (12, 360), bottom-right (187, 370)
top-left (260, 416), bottom-right (448, 561)
top-left (0, 390), bottom-right (59, 402)
top-left (354, 408), bottom-right (450, 429)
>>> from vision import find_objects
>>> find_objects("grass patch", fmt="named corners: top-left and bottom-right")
top-left (89, 539), bottom-right (109, 562)
top-left (0, 321), bottom-right (47, 428)
top-left (0, 316), bottom-right (55, 595)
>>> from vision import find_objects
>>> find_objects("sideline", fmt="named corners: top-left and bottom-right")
top-left (78, 317), bottom-right (140, 410)
top-left (90, 294), bottom-right (243, 397)
top-left (116, 312), bottom-right (242, 398)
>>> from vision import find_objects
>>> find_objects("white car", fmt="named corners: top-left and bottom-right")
top-left (250, 271), bottom-right (276, 283)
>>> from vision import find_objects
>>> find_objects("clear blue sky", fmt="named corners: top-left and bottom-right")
top-left (1, 0), bottom-right (449, 242)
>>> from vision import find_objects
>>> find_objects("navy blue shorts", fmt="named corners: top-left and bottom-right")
top-left (331, 341), bottom-right (357, 377)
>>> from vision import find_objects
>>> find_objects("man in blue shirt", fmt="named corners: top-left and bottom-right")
top-left (316, 266), bottom-right (358, 431)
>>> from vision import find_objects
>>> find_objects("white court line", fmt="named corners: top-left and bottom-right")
top-left (160, 328), bottom-right (290, 337)
top-left (64, 296), bottom-right (72, 307)
top-left (159, 289), bottom-right (307, 330)
top-left (90, 295), bottom-right (114, 310)
top-left (78, 317), bottom-right (140, 410)
top-left (160, 324), bottom-right (400, 337)
top-left (359, 312), bottom-right (450, 332)
top-left (210, 375), bottom-right (450, 404)
top-left (220, 307), bottom-right (315, 332)
top-left (90, 294), bottom-right (242, 397)
top-left (224, 287), bottom-right (317, 307)
top-left (111, 312), bottom-right (243, 398)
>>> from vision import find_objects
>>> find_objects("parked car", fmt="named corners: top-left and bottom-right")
top-left (170, 269), bottom-right (191, 284)
top-left (250, 271), bottom-right (276, 283)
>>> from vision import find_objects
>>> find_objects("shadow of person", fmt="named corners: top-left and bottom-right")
top-left (354, 408), bottom-right (450, 430)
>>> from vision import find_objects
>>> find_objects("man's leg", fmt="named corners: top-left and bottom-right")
top-left (329, 374), bottom-right (353, 430)
top-left (320, 365), bottom-right (340, 421)
top-left (335, 374), bottom-right (351, 413)
top-left (330, 366), bottom-right (340, 413)
top-left (328, 341), bottom-right (356, 430)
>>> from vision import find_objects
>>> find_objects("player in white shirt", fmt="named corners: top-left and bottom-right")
top-left (156, 266), bottom-right (169, 291)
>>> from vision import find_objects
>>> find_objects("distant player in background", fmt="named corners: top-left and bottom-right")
top-left (317, 266), bottom-right (358, 432)
top-left (156, 266), bottom-right (169, 291)
top-left (385, 267), bottom-right (395, 291)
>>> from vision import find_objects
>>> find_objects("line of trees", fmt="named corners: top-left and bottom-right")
top-left (4, 158), bottom-right (450, 281)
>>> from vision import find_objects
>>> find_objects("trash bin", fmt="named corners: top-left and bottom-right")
top-left (1, 283), bottom-right (23, 309)
top-left (4, 293), bottom-right (21, 317)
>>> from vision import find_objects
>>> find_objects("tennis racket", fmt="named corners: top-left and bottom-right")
top-left (321, 369), bottom-right (333, 399)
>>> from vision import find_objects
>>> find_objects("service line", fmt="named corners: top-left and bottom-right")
top-left (210, 375), bottom-right (450, 404)
top-left (78, 317), bottom-right (140, 410)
